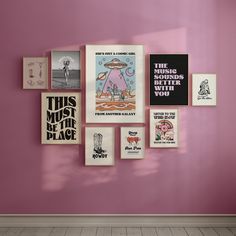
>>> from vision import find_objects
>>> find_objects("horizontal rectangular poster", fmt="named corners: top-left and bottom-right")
top-left (41, 92), bottom-right (81, 144)
top-left (86, 45), bottom-right (145, 123)
top-left (150, 109), bottom-right (178, 148)
top-left (150, 54), bottom-right (188, 105)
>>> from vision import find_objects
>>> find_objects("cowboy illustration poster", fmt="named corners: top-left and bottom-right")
top-left (41, 92), bottom-right (81, 144)
top-left (85, 127), bottom-right (115, 166)
top-left (192, 74), bottom-right (217, 106)
top-left (150, 54), bottom-right (188, 105)
top-left (120, 127), bottom-right (145, 159)
top-left (150, 109), bottom-right (178, 148)
top-left (86, 45), bottom-right (145, 123)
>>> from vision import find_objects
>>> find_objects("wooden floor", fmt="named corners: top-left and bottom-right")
top-left (0, 227), bottom-right (236, 236)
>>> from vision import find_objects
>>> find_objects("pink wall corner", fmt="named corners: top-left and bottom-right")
top-left (0, 0), bottom-right (236, 214)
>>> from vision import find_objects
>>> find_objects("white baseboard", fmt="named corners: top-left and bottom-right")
top-left (0, 214), bottom-right (236, 227)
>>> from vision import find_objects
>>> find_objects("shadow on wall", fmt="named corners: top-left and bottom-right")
top-left (41, 27), bottom-right (188, 192)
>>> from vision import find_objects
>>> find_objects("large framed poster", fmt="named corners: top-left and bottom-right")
top-left (23, 57), bottom-right (48, 89)
top-left (51, 51), bottom-right (80, 89)
top-left (120, 127), bottom-right (145, 159)
top-left (85, 127), bottom-right (115, 166)
top-left (150, 109), bottom-right (178, 148)
top-left (150, 54), bottom-right (188, 105)
top-left (41, 92), bottom-right (81, 144)
top-left (192, 74), bottom-right (217, 106)
top-left (86, 45), bottom-right (145, 123)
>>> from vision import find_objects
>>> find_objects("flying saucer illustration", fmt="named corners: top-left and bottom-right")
top-left (104, 58), bottom-right (127, 69)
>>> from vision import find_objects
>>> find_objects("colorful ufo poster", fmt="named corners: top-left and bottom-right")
top-left (86, 45), bottom-right (145, 123)
top-left (150, 109), bottom-right (179, 148)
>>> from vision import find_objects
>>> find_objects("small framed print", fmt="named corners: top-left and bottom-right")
top-left (23, 57), bottom-right (48, 89)
top-left (120, 127), bottom-right (145, 159)
top-left (150, 109), bottom-right (178, 148)
top-left (51, 51), bottom-right (80, 89)
top-left (85, 127), bottom-right (115, 166)
top-left (41, 92), bottom-right (81, 144)
top-left (192, 74), bottom-right (217, 106)
top-left (86, 44), bottom-right (145, 123)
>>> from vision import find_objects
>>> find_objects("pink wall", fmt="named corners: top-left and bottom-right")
top-left (0, 0), bottom-right (236, 214)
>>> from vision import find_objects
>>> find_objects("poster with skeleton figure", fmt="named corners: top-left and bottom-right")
top-left (121, 127), bottom-right (145, 159)
top-left (85, 127), bottom-right (115, 166)
top-left (150, 109), bottom-right (178, 148)
top-left (86, 45), bottom-right (145, 123)
top-left (192, 74), bottom-right (217, 106)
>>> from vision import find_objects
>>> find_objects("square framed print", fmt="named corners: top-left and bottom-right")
top-left (120, 127), bottom-right (145, 159)
top-left (86, 45), bottom-right (145, 123)
top-left (150, 109), bottom-right (178, 148)
top-left (41, 92), bottom-right (81, 144)
top-left (192, 74), bottom-right (217, 106)
top-left (85, 127), bottom-right (115, 166)
top-left (23, 57), bottom-right (48, 89)
top-left (150, 54), bottom-right (188, 105)
top-left (51, 51), bottom-right (80, 89)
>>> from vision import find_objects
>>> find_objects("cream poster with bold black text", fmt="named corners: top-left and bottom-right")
top-left (41, 92), bottom-right (81, 144)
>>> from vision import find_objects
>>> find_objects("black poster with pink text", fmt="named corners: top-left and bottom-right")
top-left (150, 54), bottom-right (188, 105)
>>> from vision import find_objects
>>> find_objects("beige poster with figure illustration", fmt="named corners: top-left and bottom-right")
top-left (150, 109), bottom-right (178, 148)
top-left (23, 57), bottom-right (48, 89)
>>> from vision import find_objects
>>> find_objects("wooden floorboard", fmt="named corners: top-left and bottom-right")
top-left (96, 227), bottom-right (111, 236)
top-left (199, 228), bottom-right (218, 236)
top-left (157, 227), bottom-right (173, 236)
top-left (111, 228), bottom-right (126, 236)
top-left (1, 227), bottom-right (236, 236)
top-left (185, 227), bottom-right (203, 236)
top-left (214, 227), bottom-right (234, 236)
top-left (141, 227), bottom-right (157, 236)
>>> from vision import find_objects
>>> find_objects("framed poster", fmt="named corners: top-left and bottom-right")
top-left (150, 109), bottom-right (178, 148)
top-left (85, 127), bottom-right (115, 166)
top-left (51, 51), bottom-right (80, 89)
top-left (41, 92), bottom-right (81, 144)
top-left (86, 45), bottom-right (145, 123)
top-left (192, 74), bottom-right (217, 106)
top-left (23, 57), bottom-right (48, 89)
top-left (120, 127), bottom-right (145, 159)
top-left (150, 54), bottom-right (188, 105)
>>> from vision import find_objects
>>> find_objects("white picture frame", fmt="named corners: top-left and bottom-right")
top-left (41, 92), bottom-right (81, 144)
top-left (192, 74), bottom-right (217, 106)
top-left (120, 127), bottom-right (145, 159)
top-left (150, 109), bottom-right (178, 148)
top-left (85, 45), bottom-right (145, 123)
top-left (85, 127), bottom-right (115, 166)
top-left (23, 57), bottom-right (48, 89)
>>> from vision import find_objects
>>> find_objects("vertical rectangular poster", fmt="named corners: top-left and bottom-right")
top-left (51, 51), bottom-right (80, 89)
top-left (120, 127), bottom-right (145, 159)
top-left (41, 92), bottom-right (81, 144)
top-left (150, 109), bottom-right (178, 148)
top-left (86, 45), bottom-right (145, 123)
top-left (150, 54), bottom-right (188, 105)
top-left (192, 74), bottom-right (217, 106)
top-left (85, 127), bottom-right (115, 166)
